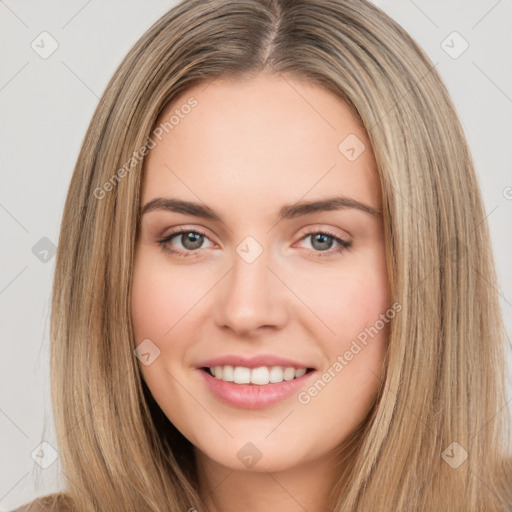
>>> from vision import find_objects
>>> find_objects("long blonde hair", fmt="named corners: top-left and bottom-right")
top-left (20, 0), bottom-right (511, 510)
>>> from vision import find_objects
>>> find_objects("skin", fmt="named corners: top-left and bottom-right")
top-left (131, 72), bottom-right (390, 512)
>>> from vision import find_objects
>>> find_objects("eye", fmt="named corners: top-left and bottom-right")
top-left (297, 230), bottom-right (352, 257)
top-left (157, 228), bottom-right (214, 258)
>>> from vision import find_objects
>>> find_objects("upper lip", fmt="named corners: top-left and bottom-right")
top-left (196, 354), bottom-right (315, 370)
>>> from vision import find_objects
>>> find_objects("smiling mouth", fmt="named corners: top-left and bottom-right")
top-left (200, 366), bottom-right (315, 386)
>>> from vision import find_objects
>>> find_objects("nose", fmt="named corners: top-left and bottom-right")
top-left (214, 245), bottom-right (289, 337)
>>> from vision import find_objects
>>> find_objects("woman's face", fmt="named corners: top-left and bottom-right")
top-left (131, 73), bottom-right (390, 474)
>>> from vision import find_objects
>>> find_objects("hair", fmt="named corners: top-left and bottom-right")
top-left (18, 0), bottom-right (511, 510)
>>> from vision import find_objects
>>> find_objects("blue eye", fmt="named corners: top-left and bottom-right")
top-left (157, 228), bottom-right (352, 258)
top-left (300, 231), bottom-right (352, 256)
top-left (157, 228), bottom-right (212, 258)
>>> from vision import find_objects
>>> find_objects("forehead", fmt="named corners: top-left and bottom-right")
top-left (141, 74), bottom-right (381, 213)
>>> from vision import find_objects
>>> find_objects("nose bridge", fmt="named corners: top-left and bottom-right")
top-left (214, 236), bottom-right (288, 334)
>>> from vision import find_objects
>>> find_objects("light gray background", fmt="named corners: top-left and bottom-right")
top-left (1, 1), bottom-right (511, 509)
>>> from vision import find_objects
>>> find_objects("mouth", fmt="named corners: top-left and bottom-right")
top-left (200, 366), bottom-right (316, 385)
top-left (197, 365), bottom-right (317, 409)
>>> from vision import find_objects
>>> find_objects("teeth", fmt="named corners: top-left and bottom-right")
top-left (209, 365), bottom-right (308, 385)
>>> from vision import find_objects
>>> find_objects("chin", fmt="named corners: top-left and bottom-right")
top-left (196, 440), bottom-right (311, 473)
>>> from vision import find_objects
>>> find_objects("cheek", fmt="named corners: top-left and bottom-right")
top-left (131, 250), bottom-right (207, 343)
top-left (299, 258), bottom-right (390, 345)
top-left (293, 251), bottom-right (390, 415)
top-left (315, 266), bottom-right (390, 423)
top-left (130, 252), bottom-right (202, 417)
top-left (131, 272), bottom-right (170, 344)
top-left (297, 286), bottom-right (389, 438)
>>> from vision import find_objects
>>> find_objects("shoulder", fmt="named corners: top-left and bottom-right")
top-left (11, 492), bottom-right (73, 512)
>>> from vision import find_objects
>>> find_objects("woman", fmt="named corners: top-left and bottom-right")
top-left (15, 0), bottom-right (511, 510)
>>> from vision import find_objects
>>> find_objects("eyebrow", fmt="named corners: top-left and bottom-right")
top-left (140, 195), bottom-right (381, 221)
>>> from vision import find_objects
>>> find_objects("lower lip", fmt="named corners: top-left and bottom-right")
top-left (198, 368), bottom-right (316, 409)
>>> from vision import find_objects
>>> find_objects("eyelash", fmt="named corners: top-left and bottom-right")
top-left (157, 227), bottom-right (352, 259)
